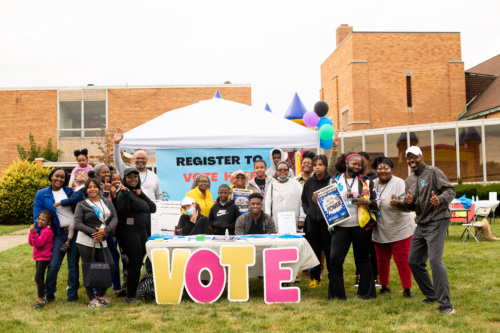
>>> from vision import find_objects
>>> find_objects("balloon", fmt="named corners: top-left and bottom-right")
top-left (319, 124), bottom-right (335, 140)
top-left (303, 111), bottom-right (320, 127)
top-left (320, 138), bottom-right (333, 150)
top-left (317, 117), bottom-right (333, 129)
top-left (314, 101), bottom-right (329, 117)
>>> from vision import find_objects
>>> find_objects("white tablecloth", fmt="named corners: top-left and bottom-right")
top-left (146, 238), bottom-right (319, 278)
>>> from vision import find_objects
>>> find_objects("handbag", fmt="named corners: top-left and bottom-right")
top-left (82, 242), bottom-right (114, 289)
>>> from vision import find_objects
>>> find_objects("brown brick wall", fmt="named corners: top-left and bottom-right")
top-left (0, 90), bottom-right (58, 172)
top-left (0, 86), bottom-right (251, 171)
top-left (321, 32), bottom-right (466, 132)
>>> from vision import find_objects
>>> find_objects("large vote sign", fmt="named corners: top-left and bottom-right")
top-left (157, 148), bottom-right (272, 201)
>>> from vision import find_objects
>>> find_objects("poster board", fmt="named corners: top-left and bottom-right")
top-left (233, 188), bottom-right (252, 214)
top-left (314, 184), bottom-right (350, 228)
top-left (151, 201), bottom-right (182, 235)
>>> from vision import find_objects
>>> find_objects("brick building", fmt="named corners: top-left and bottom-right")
top-left (320, 24), bottom-right (466, 132)
top-left (0, 84), bottom-right (251, 171)
top-left (460, 54), bottom-right (500, 120)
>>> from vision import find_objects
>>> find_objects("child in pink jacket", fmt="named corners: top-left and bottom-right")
top-left (28, 210), bottom-right (54, 309)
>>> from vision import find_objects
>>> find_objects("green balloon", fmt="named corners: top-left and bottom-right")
top-left (319, 124), bottom-right (335, 140)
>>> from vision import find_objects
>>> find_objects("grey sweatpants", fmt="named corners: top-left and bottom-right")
top-left (408, 219), bottom-right (452, 308)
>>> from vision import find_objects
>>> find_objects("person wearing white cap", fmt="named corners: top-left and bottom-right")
top-left (403, 146), bottom-right (456, 314)
top-left (176, 197), bottom-right (210, 235)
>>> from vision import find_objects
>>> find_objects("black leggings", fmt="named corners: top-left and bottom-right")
top-left (77, 243), bottom-right (115, 300)
top-left (35, 261), bottom-right (50, 298)
top-left (116, 225), bottom-right (147, 298)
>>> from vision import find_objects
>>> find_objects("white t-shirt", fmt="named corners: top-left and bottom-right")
top-left (76, 199), bottom-right (111, 248)
top-left (139, 169), bottom-right (162, 201)
top-left (52, 189), bottom-right (74, 228)
top-left (337, 174), bottom-right (359, 227)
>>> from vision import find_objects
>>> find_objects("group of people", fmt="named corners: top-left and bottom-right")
top-left (30, 129), bottom-right (162, 308)
top-left (29, 128), bottom-right (456, 314)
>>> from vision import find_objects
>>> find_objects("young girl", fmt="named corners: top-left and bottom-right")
top-left (29, 210), bottom-right (55, 309)
top-left (69, 149), bottom-right (93, 185)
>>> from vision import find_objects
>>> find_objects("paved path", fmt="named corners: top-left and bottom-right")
top-left (0, 228), bottom-right (30, 252)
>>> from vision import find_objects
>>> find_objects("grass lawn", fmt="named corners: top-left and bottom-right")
top-left (0, 225), bottom-right (30, 236)
top-left (1, 223), bottom-right (499, 332)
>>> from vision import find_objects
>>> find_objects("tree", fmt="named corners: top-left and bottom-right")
top-left (89, 128), bottom-right (131, 165)
top-left (17, 133), bottom-right (63, 162)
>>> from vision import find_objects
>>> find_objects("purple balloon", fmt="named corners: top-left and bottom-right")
top-left (303, 111), bottom-right (320, 127)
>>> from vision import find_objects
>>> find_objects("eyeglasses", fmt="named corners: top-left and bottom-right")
top-left (277, 169), bottom-right (289, 172)
top-left (235, 176), bottom-right (246, 179)
top-left (198, 180), bottom-right (209, 183)
top-left (135, 157), bottom-right (147, 160)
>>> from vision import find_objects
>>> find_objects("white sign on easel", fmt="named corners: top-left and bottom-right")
top-left (151, 201), bottom-right (181, 235)
top-left (277, 211), bottom-right (296, 234)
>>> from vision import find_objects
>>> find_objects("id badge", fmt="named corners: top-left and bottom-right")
top-left (346, 200), bottom-right (352, 208)
top-left (126, 218), bottom-right (134, 225)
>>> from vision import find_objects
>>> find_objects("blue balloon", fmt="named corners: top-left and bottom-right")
top-left (317, 117), bottom-right (333, 129)
top-left (320, 138), bottom-right (333, 150)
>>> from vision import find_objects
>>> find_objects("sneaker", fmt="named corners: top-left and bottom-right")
top-left (88, 298), bottom-right (102, 308)
top-left (438, 306), bottom-right (456, 314)
top-left (380, 285), bottom-right (391, 295)
top-left (98, 296), bottom-right (110, 306)
top-left (353, 275), bottom-right (360, 288)
top-left (45, 294), bottom-right (55, 303)
top-left (33, 301), bottom-right (46, 309)
top-left (309, 279), bottom-right (321, 288)
top-left (374, 278), bottom-right (381, 288)
top-left (422, 297), bottom-right (437, 304)
top-left (403, 288), bottom-right (413, 298)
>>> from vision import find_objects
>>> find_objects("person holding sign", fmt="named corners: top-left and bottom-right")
top-left (185, 174), bottom-right (214, 218)
top-left (404, 146), bottom-right (456, 314)
top-left (235, 193), bottom-right (276, 235)
top-left (176, 197), bottom-right (210, 235)
top-left (329, 153), bottom-right (378, 300)
top-left (371, 156), bottom-right (415, 298)
top-left (265, 161), bottom-right (305, 233)
top-left (229, 170), bottom-right (252, 215)
top-left (301, 155), bottom-right (333, 289)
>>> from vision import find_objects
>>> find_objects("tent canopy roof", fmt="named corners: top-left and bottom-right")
top-left (120, 98), bottom-right (319, 149)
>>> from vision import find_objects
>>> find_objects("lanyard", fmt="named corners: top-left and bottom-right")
top-left (376, 178), bottom-right (391, 199)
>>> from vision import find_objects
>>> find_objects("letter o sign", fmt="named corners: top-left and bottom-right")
top-left (184, 249), bottom-right (226, 303)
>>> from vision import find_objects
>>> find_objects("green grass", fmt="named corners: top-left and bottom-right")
top-left (1, 224), bottom-right (499, 332)
top-left (0, 225), bottom-right (29, 236)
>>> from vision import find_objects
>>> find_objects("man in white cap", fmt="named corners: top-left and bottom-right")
top-left (404, 146), bottom-right (456, 314)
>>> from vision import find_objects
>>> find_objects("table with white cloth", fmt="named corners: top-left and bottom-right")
top-left (146, 237), bottom-right (319, 278)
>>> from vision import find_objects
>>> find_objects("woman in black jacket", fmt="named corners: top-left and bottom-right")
top-left (74, 177), bottom-right (118, 308)
top-left (329, 153), bottom-right (378, 300)
top-left (177, 197), bottom-right (210, 235)
top-left (115, 168), bottom-right (157, 303)
top-left (301, 155), bottom-right (333, 290)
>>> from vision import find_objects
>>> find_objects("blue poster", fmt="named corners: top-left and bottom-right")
top-left (316, 184), bottom-right (351, 228)
top-left (157, 148), bottom-right (272, 201)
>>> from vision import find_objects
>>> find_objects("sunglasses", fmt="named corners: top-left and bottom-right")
top-left (277, 168), bottom-right (289, 172)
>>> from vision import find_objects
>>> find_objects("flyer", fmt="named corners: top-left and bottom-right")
top-left (277, 211), bottom-right (296, 234)
top-left (232, 188), bottom-right (252, 214)
top-left (151, 201), bottom-right (182, 235)
top-left (314, 184), bottom-right (351, 228)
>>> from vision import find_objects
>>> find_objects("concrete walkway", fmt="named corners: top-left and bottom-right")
top-left (0, 228), bottom-right (30, 252)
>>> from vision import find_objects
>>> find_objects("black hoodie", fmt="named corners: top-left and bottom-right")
top-left (209, 198), bottom-right (240, 235)
top-left (301, 171), bottom-right (333, 225)
top-left (116, 168), bottom-right (157, 228)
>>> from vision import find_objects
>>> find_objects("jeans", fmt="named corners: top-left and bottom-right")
top-left (45, 231), bottom-right (80, 300)
top-left (106, 235), bottom-right (121, 291)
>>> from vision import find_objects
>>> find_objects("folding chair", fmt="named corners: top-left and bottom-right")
top-left (461, 207), bottom-right (491, 242)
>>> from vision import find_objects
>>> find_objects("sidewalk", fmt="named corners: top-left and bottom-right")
top-left (0, 228), bottom-right (30, 252)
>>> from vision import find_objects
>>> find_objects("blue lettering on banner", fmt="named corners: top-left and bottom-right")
top-left (157, 148), bottom-right (272, 201)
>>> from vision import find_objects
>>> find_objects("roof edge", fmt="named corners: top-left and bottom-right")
top-left (0, 83), bottom-right (252, 92)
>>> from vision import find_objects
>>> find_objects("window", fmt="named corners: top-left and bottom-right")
top-left (341, 108), bottom-right (349, 131)
top-left (59, 93), bottom-right (106, 138)
top-left (405, 70), bottom-right (413, 112)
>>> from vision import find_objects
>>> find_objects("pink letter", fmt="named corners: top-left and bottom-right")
top-left (263, 248), bottom-right (300, 304)
top-left (184, 249), bottom-right (226, 303)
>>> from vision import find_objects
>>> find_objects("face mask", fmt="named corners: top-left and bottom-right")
top-left (185, 207), bottom-right (195, 216)
top-left (347, 168), bottom-right (360, 178)
top-left (277, 176), bottom-right (289, 181)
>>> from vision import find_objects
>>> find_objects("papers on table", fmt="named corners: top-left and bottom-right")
top-left (277, 211), bottom-right (296, 234)
top-left (315, 184), bottom-right (351, 229)
top-left (151, 201), bottom-right (181, 235)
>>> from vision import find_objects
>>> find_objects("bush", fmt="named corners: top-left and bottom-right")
top-left (17, 133), bottom-right (63, 162)
top-left (454, 183), bottom-right (500, 216)
top-left (0, 159), bottom-right (52, 225)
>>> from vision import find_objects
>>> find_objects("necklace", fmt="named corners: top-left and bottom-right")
top-left (344, 174), bottom-right (356, 195)
top-left (376, 177), bottom-right (391, 199)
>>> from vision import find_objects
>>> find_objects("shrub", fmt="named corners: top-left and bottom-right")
top-left (0, 159), bottom-right (52, 225)
top-left (17, 133), bottom-right (63, 162)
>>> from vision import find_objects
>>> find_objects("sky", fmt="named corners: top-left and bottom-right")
top-left (1, 0), bottom-right (499, 117)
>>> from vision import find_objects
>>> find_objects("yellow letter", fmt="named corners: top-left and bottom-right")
top-left (220, 245), bottom-right (255, 302)
top-left (152, 248), bottom-right (190, 304)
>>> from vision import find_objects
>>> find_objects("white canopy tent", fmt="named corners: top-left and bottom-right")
top-left (120, 98), bottom-right (319, 149)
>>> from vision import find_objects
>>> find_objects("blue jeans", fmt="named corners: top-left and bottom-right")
top-left (106, 235), bottom-right (121, 291)
top-left (45, 231), bottom-right (80, 300)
